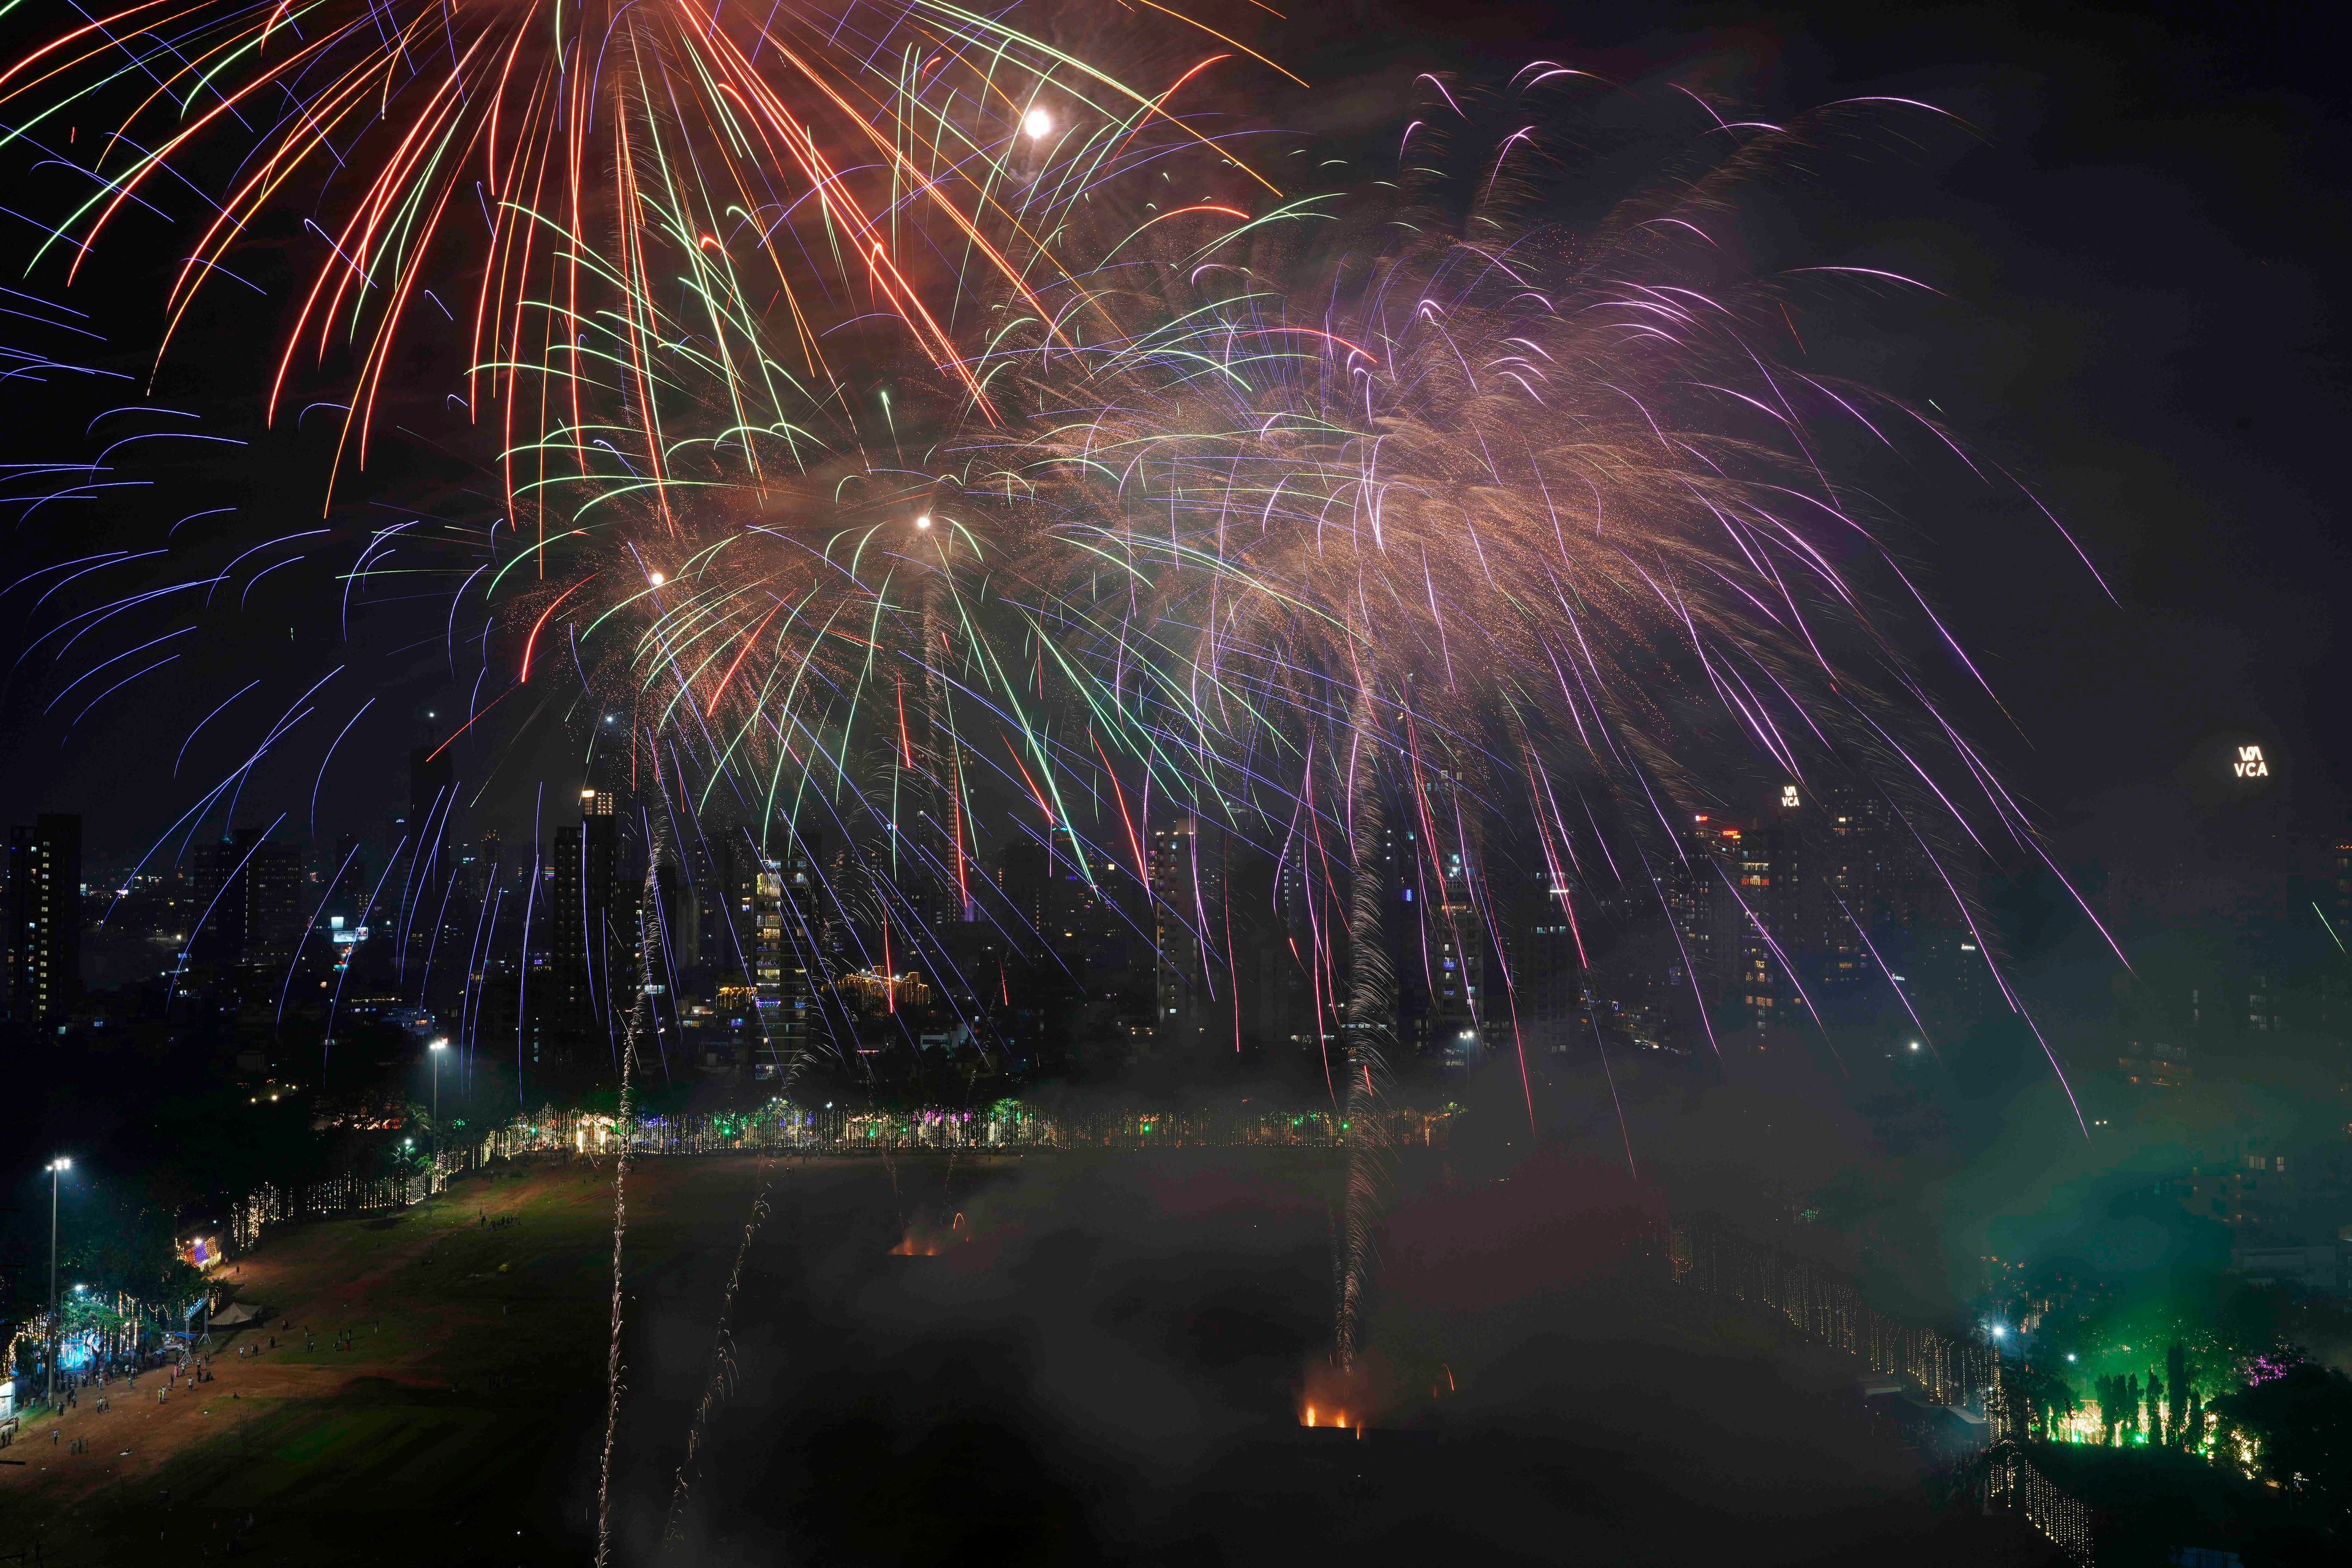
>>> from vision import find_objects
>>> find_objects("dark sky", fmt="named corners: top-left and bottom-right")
top-left (5, 0), bottom-right (2348, 908)
top-left (1281, 0), bottom-right (2352, 861)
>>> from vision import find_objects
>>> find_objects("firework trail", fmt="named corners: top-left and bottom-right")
top-left (1, 11), bottom-right (2136, 1448)
top-left (595, 809), bottom-right (669, 1567)
top-left (993, 67), bottom-right (2116, 1140)
top-left (1, 0), bottom-right (1287, 526)
top-left (1333, 686), bottom-right (1393, 1373)
top-left (1, 0), bottom-right (1307, 1094)
top-left (661, 1163), bottom-right (776, 1556)
top-left (0, 43), bottom-right (2125, 1150)
top-left (952, 68), bottom-right (2122, 1365)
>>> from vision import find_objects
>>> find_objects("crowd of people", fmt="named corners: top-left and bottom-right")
top-left (25, 1314), bottom-right (385, 1453)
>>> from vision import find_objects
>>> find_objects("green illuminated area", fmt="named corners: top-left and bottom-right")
top-left (1983, 1262), bottom-right (2352, 1544)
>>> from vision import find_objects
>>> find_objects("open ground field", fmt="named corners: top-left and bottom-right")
top-left (0, 1152), bottom-right (668, 1562)
top-left (2, 1150), bottom-right (2057, 1566)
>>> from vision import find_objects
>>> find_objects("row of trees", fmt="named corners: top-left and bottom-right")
top-left (2089, 1341), bottom-right (2206, 1448)
top-left (1997, 1343), bottom-right (2352, 1529)
top-left (1992, 1347), bottom-right (2201, 1447)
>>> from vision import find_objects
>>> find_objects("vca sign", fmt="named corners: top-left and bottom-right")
top-left (2233, 744), bottom-right (2271, 780)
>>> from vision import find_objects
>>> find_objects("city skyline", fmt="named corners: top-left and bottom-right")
top-left (6, 1), bottom-right (2352, 1562)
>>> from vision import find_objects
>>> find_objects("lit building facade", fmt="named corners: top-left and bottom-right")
top-left (8, 812), bottom-right (81, 1022)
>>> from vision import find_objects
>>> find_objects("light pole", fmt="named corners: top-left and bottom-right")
top-left (428, 1038), bottom-right (448, 1165)
top-left (46, 1157), bottom-right (69, 1408)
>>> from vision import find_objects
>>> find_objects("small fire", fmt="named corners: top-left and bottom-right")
top-left (1298, 1404), bottom-right (1365, 1437)
top-left (889, 1211), bottom-right (970, 1256)
top-left (1298, 1364), bottom-right (1372, 1436)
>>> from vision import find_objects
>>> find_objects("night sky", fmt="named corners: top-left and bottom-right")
top-left (0, 0), bottom-right (2347, 1105)
top-left (4, 0), bottom-right (2346, 911)
top-left (6, 5), bottom-right (2352, 1558)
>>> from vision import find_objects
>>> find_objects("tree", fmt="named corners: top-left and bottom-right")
top-left (2166, 1341), bottom-right (2192, 1449)
top-left (2213, 1363), bottom-right (2352, 1522)
top-left (2097, 1373), bottom-right (2134, 1445)
top-left (2000, 1360), bottom-right (2077, 1442)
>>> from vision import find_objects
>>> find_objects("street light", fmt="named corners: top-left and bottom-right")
top-left (428, 1038), bottom-right (449, 1165)
top-left (46, 1157), bottom-right (69, 1407)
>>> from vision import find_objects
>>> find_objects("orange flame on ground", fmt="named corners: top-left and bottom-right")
top-left (1297, 1362), bottom-right (1376, 1436)
top-left (889, 1212), bottom-right (971, 1256)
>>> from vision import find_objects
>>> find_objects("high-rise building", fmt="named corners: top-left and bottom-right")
top-left (650, 857), bottom-right (705, 1002)
top-left (184, 826), bottom-right (304, 982)
top-left (548, 791), bottom-right (620, 1050)
top-left (1808, 785), bottom-right (1875, 993)
top-left (1512, 866), bottom-right (1583, 1055)
top-left (750, 861), bottom-right (786, 1021)
top-left (765, 832), bottom-right (823, 1068)
top-left (9, 813), bottom-right (81, 1022)
top-left (1665, 813), bottom-right (1741, 1014)
top-left (1914, 927), bottom-right (1993, 1021)
top-left (1430, 903), bottom-right (1487, 1063)
top-left (244, 838), bottom-right (307, 976)
top-left (1262, 830), bottom-right (1318, 1050)
top-left (187, 835), bottom-right (247, 967)
top-left (1726, 814), bottom-right (1802, 1036)
top-left (1379, 820), bottom-right (1428, 1055)
top-left (998, 835), bottom-right (1050, 944)
top-left (1662, 803), bottom-right (1808, 1039)
top-left (1148, 815), bottom-right (1217, 1051)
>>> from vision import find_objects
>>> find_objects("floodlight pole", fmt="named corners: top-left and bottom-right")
top-left (47, 1158), bottom-right (69, 1408)
top-left (429, 1039), bottom-right (449, 1165)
